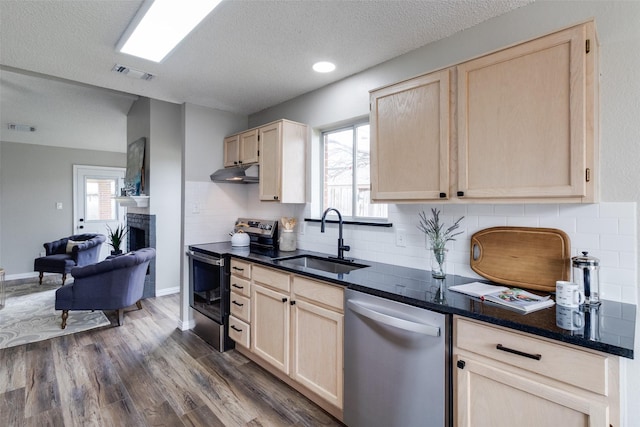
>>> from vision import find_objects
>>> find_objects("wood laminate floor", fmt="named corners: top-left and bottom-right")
top-left (0, 293), bottom-right (343, 426)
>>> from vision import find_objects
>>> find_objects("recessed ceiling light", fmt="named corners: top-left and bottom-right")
top-left (313, 61), bottom-right (336, 73)
top-left (118, 0), bottom-right (222, 63)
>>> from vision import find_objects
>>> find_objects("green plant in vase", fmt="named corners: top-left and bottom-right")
top-left (418, 208), bottom-right (464, 278)
top-left (106, 224), bottom-right (128, 255)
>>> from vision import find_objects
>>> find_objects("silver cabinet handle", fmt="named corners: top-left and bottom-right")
top-left (348, 300), bottom-right (440, 337)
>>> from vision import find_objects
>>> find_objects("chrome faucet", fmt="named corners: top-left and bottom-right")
top-left (321, 207), bottom-right (351, 261)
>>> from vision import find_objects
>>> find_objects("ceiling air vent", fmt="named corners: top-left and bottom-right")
top-left (8, 123), bottom-right (36, 132)
top-left (111, 64), bottom-right (154, 81)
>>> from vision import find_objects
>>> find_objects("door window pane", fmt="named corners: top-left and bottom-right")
top-left (85, 178), bottom-right (117, 221)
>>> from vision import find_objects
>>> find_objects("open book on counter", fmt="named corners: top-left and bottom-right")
top-left (448, 282), bottom-right (555, 314)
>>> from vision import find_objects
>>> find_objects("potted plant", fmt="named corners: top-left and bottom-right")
top-left (106, 224), bottom-right (128, 255)
top-left (418, 208), bottom-right (464, 279)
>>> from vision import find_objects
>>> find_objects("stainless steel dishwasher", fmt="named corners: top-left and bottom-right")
top-left (344, 289), bottom-right (451, 427)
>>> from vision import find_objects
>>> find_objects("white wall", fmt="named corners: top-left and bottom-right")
top-left (246, 2), bottom-right (640, 424)
top-left (149, 99), bottom-right (183, 294)
top-left (0, 141), bottom-right (125, 277)
top-left (180, 103), bottom-right (248, 328)
top-left (182, 103), bottom-right (248, 246)
top-left (127, 97), bottom-right (183, 294)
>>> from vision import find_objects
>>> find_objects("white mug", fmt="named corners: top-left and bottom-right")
top-left (556, 280), bottom-right (585, 308)
top-left (556, 304), bottom-right (584, 331)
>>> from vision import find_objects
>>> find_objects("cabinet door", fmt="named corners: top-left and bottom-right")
top-left (291, 299), bottom-right (344, 409)
top-left (370, 69), bottom-right (450, 201)
top-left (252, 283), bottom-right (290, 373)
top-left (258, 121), bottom-right (282, 201)
top-left (223, 135), bottom-right (240, 167)
top-left (455, 355), bottom-right (609, 427)
top-left (239, 129), bottom-right (259, 165)
top-left (457, 24), bottom-right (595, 200)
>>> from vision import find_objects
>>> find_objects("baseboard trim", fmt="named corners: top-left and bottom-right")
top-left (156, 286), bottom-right (180, 297)
top-left (5, 272), bottom-right (41, 281)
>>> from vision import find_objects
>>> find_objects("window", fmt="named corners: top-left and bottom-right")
top-left (85, 177), bottom-right (118, 221)
top-left (322, 123), bottom-right (387, 219)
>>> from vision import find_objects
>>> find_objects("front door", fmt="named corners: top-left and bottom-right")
top-left (73, 165), bottom-right (126, 261)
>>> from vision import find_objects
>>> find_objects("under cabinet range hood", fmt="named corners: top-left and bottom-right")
top-left (210, 164), bottom-right (259, 183)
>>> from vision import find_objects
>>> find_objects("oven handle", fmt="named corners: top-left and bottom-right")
top-left (187, 250), bottom-right (224, 267)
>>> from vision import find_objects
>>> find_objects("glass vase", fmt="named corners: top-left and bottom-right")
top-left (430, 247), bottom-right (447, 279)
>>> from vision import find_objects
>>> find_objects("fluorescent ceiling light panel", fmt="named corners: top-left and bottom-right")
top-left (119, 0), bottom-right (221, 62)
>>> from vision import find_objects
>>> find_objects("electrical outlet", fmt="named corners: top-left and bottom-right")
top-left (56, 202), bottom-right (63, 210)
top-left (192, 202), bottom-right (200, 214)
top-left (40, 251), bottom-right (46, 258)
top-left (396, 229), bottom-right (406, 247)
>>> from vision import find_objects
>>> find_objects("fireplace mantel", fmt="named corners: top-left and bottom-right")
top-left (114, 195), bottom-right (149, 208)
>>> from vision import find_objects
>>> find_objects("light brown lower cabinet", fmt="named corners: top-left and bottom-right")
top-left (229, 262), bottom-right (344, 420)
top-left (252, 282), bottom-right (290, 372)
top-left (453, 317), bottom-right (619, 427)
top-left (290, 276), bottom-right (344, 409)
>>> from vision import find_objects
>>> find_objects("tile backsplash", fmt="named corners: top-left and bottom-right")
top-left (186, 182), bottom-right (637, 305)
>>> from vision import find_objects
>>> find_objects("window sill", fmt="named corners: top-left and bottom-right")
top-left (304, 218), bottom-right (392, 228)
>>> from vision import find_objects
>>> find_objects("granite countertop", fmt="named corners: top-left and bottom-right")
top-left (189, 242), bottom-right (636, 359)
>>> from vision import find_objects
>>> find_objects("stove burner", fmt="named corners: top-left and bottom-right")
top-left (235, 218), bottom-right (279, 251)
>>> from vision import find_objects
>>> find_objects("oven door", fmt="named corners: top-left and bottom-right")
top-left (187, 250), bottom-right (225, 322)
top-left (187, 250), bottom-right (234, 351)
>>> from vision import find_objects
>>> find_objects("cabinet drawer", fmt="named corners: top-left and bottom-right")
top-left (229, 315), bottom-right (250, 348)
top-left (230, 259), bottom-right (252, 279)
top-left (293, 276), bottom-right (344, 312)
top-left (455, 318), bottom-right (609, 395)
top-left (230, 292), bottom-right (251, 322)
top-left (230, 276), bottom-right (251, 297)
top-left (253, 265), bottom-right (290, 293)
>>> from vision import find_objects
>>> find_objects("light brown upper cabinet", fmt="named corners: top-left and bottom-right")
top-left (369, 21), bottom-right (599, 204)
top-left (370, 69), bottom-right (451, 202)
top-left (259, 119), bottom-right (307, 203)
top-left (456, 22), bottom-right (599, 202)
top-left (223, 129), bottom-right (259, 168)
top-left (223, 135), bottom-right (240, 167)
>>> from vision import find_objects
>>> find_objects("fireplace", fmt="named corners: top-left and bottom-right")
top-left (126, 213), bottom-right (156, 298)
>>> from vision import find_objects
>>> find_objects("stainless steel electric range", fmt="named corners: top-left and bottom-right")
top-left (186, 218), bottom-right (279, 351)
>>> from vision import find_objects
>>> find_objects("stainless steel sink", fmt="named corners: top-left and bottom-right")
top-left (274, 255), bottom-right (369, 274)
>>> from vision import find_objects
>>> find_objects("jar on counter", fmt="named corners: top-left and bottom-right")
top-left (571, 251), bottom-right (600, 307)
top-left (280, 230), bottom-right (297, 251)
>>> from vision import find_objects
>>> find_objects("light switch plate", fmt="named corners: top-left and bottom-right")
top-left (56, 202), bottom-right (63, 210)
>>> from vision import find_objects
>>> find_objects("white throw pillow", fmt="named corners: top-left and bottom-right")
top-left (66, 239), bottom-right (82, 253)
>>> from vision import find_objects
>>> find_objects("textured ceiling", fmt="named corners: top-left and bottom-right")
top-left (0, 0), bottom-right (533, 151)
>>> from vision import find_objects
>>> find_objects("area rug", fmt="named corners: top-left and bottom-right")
top-left (0, 281), bottom-right (110, 349)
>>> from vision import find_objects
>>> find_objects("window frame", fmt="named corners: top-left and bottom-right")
top-left (320, 120), bottom-right (387, 221)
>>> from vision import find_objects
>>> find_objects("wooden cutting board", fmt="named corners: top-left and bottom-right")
top-left (470, 227), bottom-right (571, 292)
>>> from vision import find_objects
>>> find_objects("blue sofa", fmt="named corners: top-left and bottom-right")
top-left (55, 248), bottom-right (156, 329)
top-left (34, 233), bottom-right (106, 285)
